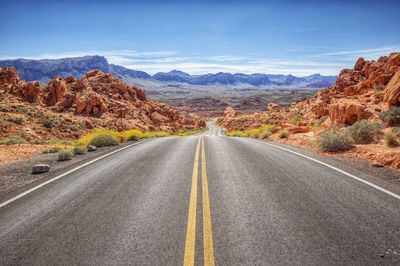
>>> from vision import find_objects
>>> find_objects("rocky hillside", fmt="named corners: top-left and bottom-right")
top-left (0, 56), bottom-right (336, 88)
top-left (0, 67), bottom-right (204, 141)
top-left (218, 52), bottom-right (400, 169)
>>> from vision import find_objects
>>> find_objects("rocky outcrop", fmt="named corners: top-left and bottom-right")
top-left (383, 70), bottom-right (400, 108)
top-left (0, 67), bottom-right (205, 135)
top-left (0, 67), bottom-right (19, 89)
top-left (223, 106), bottom-right (237, 118)
top-left (44, 76), bottom-right (67, 106)
top-left (328, 100), bottom-right (372, 125)
top-left (267, 103), bottom-right (280, 112)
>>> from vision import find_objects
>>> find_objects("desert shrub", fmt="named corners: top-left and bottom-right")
top-left (89, 134), bottom-right (120, 147)
top-left (142, 131), bottom-right (170, 138)
top-left (379, 106), bottom-right (400, 126)
top-left (0, 105), bottom-right (9, 112)
top-left (244, 128), bottom-right (260, 138)
top-left (290, 113), bottom-right (303, 122)
top-left (375, 84), bottom-right (385, 91)
top-left (16, 107), bottom-right (28, 113)
top-left (277, 129), bottom-right (289, 139)
top-left (58, 150), bottom-right (74, 161)
top-left (5, 117), bottom-right (24, 124)
top-left (76, 128), bottom-right (122, 147)
top-left (69, 126), bottom-right (78, 131)
top-left (73, 146), bottom-right (87, 155)
top-left (127, 134), bottom-right (139, 141)
top-left (227, 130), bottom-right (243, 137)
top-left (0, 120), bottom-right (11, 128)
top-left (316, 131), bottom-right (351, 152)
top-left (384, 131), bottom-right (398, 146)
top-left (41, 119), bottom-right (60, 128)
top-left (260, 131), bottom-right (272, 139)
top-left (345, 120), bottom-right (384, 144)
top-left (0, 135), bottom-right (26, 145)
top-left (49, 146), bottom-right (62, 153)
top-left (43, 138), bottom-right (61, 145)
top-left (373, 92), bottom-right (381, 98)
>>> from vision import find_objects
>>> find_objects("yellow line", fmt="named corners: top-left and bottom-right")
top-left (201, 137), bottom-right (215, 266)
top-left (183, 137), bottom-right (201, 266)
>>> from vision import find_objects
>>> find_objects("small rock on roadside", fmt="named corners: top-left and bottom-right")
top-left (32, 164), bottom-right (50, 174)
top-left (372, 163), bottom-right (384, 168)
top-left (87, 145), bottom-right (97, 152)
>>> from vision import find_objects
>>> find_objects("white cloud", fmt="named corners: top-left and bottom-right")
top-left (314, 46), bottom-right (400, 59)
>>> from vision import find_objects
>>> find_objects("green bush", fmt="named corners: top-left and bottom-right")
top-left (345, 120), bottom-right (384, 144)
top-left (0, 135), bottom-right (26, 145)
top-left (127, 134), bottom-right (139, 141)
top-left (384, 131), bottom-right (398, 146)
top-left (73, 146), bottom-right (87, 155)
top-left (379, 106), bottom-right (400, 126)
top-left (316, 131), bottom-right (351, 152)
top-left (5, 117), bottom-right (24, 125)
top-left (277, 129), bottom-right (289, 139)
top-left (58, 150), bottom-right (74, 161)
top-left (41, 119), bottom-right (60, 128)
top-left (260, 131), bottom-right (272, 139)
top-left (49, 146), bottom-right (62, 153)
top-left (89, 134), bottom-right (120, 147)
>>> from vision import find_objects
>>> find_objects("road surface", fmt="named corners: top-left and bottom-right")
top-left (1, 121), bottom-right (399, 265)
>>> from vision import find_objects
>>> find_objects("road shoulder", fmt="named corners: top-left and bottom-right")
top-left (0, 139), bottom-right (151, 204)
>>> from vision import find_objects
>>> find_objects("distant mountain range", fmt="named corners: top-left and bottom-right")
top-left (0, 55), bottom-right (337, 88)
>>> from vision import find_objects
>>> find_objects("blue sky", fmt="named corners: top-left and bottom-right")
top-left (0, 0), bottom-right (399, 76)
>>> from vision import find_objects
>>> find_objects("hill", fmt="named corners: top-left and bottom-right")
top-left (0, 67), bottom-right (204, 142)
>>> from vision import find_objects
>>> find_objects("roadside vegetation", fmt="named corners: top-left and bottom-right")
top-left (226, 125), bottom-right (277, 139)
top-left (316, 120), bottom-right (385, 152)
top-left (379, 106), bottom-right (400, 126)
top-left (384, 128), bottom-right (400, 146)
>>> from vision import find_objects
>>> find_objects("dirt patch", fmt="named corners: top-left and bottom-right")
top-left (0, 144), bottom-right (48, 166)
top-left (0, 141), bottom-right (144, 203)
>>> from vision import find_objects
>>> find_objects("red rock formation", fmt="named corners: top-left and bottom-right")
top-left (0, 67), bottom-right (19, 89)
top-left (0, 68), bottom-right (204, 134)
top-left (223, 106), bottom-right (237, 118)
top-left (44, 76), bottom-right (67, 106)
top-left (383, 70), bottom-right (400, 109)
top-left (267, 103), bottom-right (280, 112)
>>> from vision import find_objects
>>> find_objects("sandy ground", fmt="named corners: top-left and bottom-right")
top-left (278, 132), bottom-right (400, 170)
top-left (0, 144), bottom-right (49, 166)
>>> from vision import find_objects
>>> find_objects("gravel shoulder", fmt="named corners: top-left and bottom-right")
top-left (0, 139), bottom-right (150, 203)
top-left (265, 140), bottom-right (400, 196)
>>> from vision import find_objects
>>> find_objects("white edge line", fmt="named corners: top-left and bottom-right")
top-left (261, 141), bottom-right (400, 200)
top-left (0, 139), bottom-right (149, 209)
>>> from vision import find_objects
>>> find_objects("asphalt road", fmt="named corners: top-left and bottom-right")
top-left (1, 122), bottom-right (399, 265)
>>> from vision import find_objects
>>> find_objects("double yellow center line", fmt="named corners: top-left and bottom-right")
top-left (184, 137), bottom-right (215, 266)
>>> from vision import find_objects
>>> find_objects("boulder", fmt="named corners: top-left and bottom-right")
top-left (329, 100), bottom-right (372, 125)
top-left (87, 145), bottom-right (97, 152)
top-left (267, 103), bottom-right (280, 112)
top-left (32, 164), bottom-right (50, 174)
